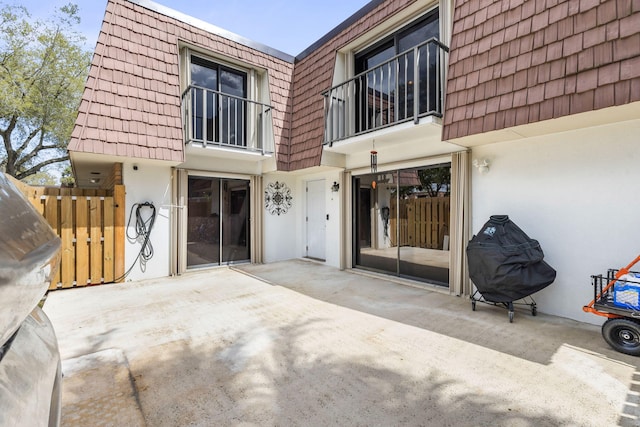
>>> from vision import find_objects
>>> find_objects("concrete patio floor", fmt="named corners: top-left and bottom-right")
top-left (44, 259), bottom-right (640, 426)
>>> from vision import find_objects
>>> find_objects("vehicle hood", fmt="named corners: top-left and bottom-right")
top-left (0, 173), bottom-right (61, 346)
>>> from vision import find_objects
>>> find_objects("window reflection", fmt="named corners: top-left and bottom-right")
top-left (354, 164), bottom-right (451, 286)
top-left (354, 10), bottom-right (440, 131)
top-left (187, 177), bottom-right (250, 268)
top-left (190, 56), bottom-right (247, 146)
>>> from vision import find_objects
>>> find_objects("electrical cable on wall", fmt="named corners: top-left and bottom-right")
top-left (115, 202), bottom-right (156, 281)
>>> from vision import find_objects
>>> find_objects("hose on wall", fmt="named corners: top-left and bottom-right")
top-left (115, 202), bottom-right (156, 281)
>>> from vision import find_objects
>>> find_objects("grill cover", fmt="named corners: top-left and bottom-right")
top-left (467, 215), bottom-right (556, 302)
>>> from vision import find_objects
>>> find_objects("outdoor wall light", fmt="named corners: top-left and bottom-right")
top-left (473, 158), bottom-right (490, 174)
top-left (331, 181), bottom-right (340, 192)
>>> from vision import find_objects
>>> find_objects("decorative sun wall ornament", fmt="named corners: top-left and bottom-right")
top-left (265, 181), bottom-right (293, 216)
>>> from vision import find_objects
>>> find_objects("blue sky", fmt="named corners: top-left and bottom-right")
top-left (19, 0), bottom-right (371, 55)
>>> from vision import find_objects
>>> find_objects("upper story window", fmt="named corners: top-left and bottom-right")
top-left (354, 10), bottom-right (440, 131)
top-left (323, 8), bottom-right (448, 144)
top-left (181, 49), bottom-right (274, 154)
top-left (355, 11), bottom-right (440, 74)
top-left (190, 56), bottom-right (247, 146)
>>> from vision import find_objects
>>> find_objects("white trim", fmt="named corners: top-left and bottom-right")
top-left (185, 46), bottom-right (255, 76)
top-left (338, 1), bottom-right (441, 57)
top-left (349, 154), bottom-right (452, 176)
top-left (127, 0), bottom-right (294, 62)
top-left (185, 169), bottom-right (253, 181)
top-left (250, 175), bottom-right (263, 263)
top-left (170, 168), bottom-right (178, 276)
top-left (176, 169), bottom-right (189, 274)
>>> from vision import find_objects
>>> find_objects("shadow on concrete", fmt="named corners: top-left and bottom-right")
top-left (233, 261), bottom-right (640, 367)
top-left (234, 261), bottom-right (640, 425)
top-left (129, 318), bottom-right (574, 426)
top-left (47, 261), bottom-right (640, 425)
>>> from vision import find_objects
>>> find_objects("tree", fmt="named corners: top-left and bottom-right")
top-left (21, 169), bottom-right (57, 186)
top-left (60, 164), bottom-right (74, 187)
top-left (0, 3), bottom-right (91, 181)
top-left (395, 166), bottom-right (451, 198)
top-left (418, 166), bottom-right (450, 197)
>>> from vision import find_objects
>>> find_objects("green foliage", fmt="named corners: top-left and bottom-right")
top-left (395, 165), bottom-right (451, 198)
top-left (21, 169), bottom-right (57, 186)
top-left (60, 164), bottom-right (74, 187)
top-left (0, 3), bottom-right (91, 180)
top-left (418, 166), bottom-right (451, 197)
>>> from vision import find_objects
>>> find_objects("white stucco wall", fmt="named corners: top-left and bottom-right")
top-left (117, 159), bottom-right (343, 278)
top-left (122, 162), bottom-right (173, 282)
top-left (470, 119), bottom-right (640, 324)
top-left (263, 174), bottom-right (299, 263)
top-left (263, 170), bottom-right (343, 267)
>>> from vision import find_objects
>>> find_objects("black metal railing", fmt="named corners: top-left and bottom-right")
top-left (322, 38), bottom-right (449, 145)
top-left (182, 85), bottom-right (274, 154)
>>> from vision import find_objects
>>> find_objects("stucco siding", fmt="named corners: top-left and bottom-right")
top-left (470, 118), bottom-right (640, 323)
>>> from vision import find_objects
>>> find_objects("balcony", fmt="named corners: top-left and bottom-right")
top-left (323, 38), bottom-right (449, 147)
top-left (182, 85), bottom-right (274, 155)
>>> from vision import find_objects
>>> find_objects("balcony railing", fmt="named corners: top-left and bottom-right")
top-left (182, 85), bottom-right (274, 154)
top-left (322, 38), bottom-right (449, 146)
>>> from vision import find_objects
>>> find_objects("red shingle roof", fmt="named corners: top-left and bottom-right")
top-left (71, 0), bottom-right (640, 170)
top-left (443, 0), bottom-right (640, 141)
top-left (289, 0), bottom-right (418, 170)
top-left (69, 0), bottom-right (294, 167)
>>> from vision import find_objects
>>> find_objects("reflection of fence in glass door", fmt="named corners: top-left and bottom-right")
top-left (390, 197), bottom-right (450, 249)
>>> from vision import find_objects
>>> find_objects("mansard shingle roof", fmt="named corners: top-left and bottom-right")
top-left (69, 0), bottom-right (294, 168)
top-left (289, 0), bottom-right (418, 170)
top-left (443, 0), bottom-right (640, 141)
top-left (71, 0), bottom-right (640, 171)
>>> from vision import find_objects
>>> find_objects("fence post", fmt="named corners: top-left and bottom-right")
top-left (114, 185), bottom-right (126, 282)
top-left (103, 196), bottom-right (115, 283)
top-left (60, 187), bottom-right (74, 288)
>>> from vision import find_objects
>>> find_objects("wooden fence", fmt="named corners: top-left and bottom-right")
top-left (390, 197), bottom-right (450, 249)
top-left (11, 178), bottom-right (125, 290)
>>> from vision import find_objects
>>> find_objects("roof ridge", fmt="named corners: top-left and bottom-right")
top-left (126, 0), bottom-right (296, 63)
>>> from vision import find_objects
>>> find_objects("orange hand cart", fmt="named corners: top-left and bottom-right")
top-left (584, 254), bottom-right (640, 356)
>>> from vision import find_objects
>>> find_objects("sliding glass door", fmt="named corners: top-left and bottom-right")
top-left (354, 172), bottom-right (398, 276)
top-left (354, 164), bottom-right (451, 286)
top-left (187, 176), bottom-right (250, 268)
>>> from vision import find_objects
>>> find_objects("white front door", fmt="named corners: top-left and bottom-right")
top-left (306, 180), bottom-right (326, 260)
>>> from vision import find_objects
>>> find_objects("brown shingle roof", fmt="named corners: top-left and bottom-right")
top-left (69, 0), bottom-right (294, 166)
top-left (443, 0), bottom-right (640, 141)
top-left (288, 0), bottom-right (418, 170)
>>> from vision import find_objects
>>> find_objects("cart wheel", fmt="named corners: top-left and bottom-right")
top-left (472, 300), bottom-right (476, 311)
top-left (531, 305), bottom-right (537, 316)
top-left (509, 311), bottom-right (514, 323)
top-left (602, 318), bottom-right (640, 356)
